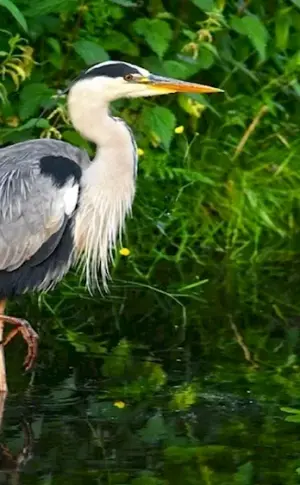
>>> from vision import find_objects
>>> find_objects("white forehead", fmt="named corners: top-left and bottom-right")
top-left (85, 60), bottom-right (150, 77)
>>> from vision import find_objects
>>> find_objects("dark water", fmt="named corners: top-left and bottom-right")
top-left (1, 305), bottom-right (300, 485)
top-left (0, 278), bottom-right (300, 485)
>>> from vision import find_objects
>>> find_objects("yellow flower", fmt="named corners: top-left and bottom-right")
top-left (77, 4), bottom-right (89, 12)
top-left (119, 247), bottom-right (130, 256)
top-left (187, 98), bottom-right (205, 118)
top-left (114, 401), bottom-right (126, 409)
top-left (6, 116), bottom-right (20, 128)
top-left (174, 125), bottom-right (184, 134)
top-left (150, 132), bottom-right (161, 147)
top-left (137, 148), bottom-right (144, 156)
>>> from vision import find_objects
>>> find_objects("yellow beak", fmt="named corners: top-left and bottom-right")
top-left (141, 74), bottom-right (224, 94)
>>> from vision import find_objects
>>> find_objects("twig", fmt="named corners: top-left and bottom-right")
top-left (233, 105), bottom-right (268, 160)
top-left (229, 316), bottom-right (258, 367)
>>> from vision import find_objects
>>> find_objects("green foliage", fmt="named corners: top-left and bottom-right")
top-left (2, 1), bottom-right (300, 482)
top-left (281, 407), bottom-right (300, 423)
top-left (138, 412), bottom-right (168, 444)
top-left (101, 338), bottom-right (166, 400)
top-left (169, 383), bottom-right (197, 411)
top-left (102, 338), bottom-right (132, 378)
top-left (140, 106), bottom-right (176, 151)
top-left (230, 14), bottom-right (269, 61)
top-left (292, 0), bottom-right (300, 8)
top-left (19, 83), bottom-right (54, 119)
top-left (0, 0), bottom-right (27, 31)
top-left (133, 18), bottom-right (172, 58)
top-left (191, 0), bottom-right (215, 11)
top-left (131, 475), bottom-right (167, 485)
top-left (234, 462), bottom-right (254, 485)
top-left (73, 39), bottom-right (109, 65)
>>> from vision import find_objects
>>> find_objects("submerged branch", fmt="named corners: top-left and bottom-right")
top-left (229, 316), bottom-right (258, 368)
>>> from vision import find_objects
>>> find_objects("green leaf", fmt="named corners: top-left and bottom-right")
top-left (133, 19), bottom-right (172, 58)
top-left (19, 83), bottom-right (54, 120)
top-left (165, 60), bottom-right (200, 79)
top-left (281, 406), bottom-right (300, 414)
top-left (169, 383), bottom-right (197, 411)
top-left (46, 37), bottom-right (63, 69)
top-left (47, 37), bottom-right (61, 55)
top-left (275, 10), bottom-right (291, 50)
top-left (142, 58), bottom-right (203, 80)
top-left (291, 0), bottom-right (300, 7)
top-left (62, 130), bottom-right (91, 152)
top-left (131, 474), bottom-right (167, 485)
top-left (110, 0), bottom-right (138, 5)
top-left (197, 48), bottom-right (215, 69)
top-left (285, 51), bottom-right (300, 74)
top-left (230, 15), bottom-right (269, 61)
top-left (141, 106), bottom-right (176, 151)
top-left (191, 0), bottom-right (215, 11)
top-left (15, 118), bottom-right (50, 131)
top-left (230, 16), bottom-right (247, 35)
top-left (139, 412), bottom-right (167, 444)
top-left (73, 40), bottom-right (109, 65)
top-left (102, 32), bottom-right (139, 57)
top-left (233, 462), bottom-right (254, 485)
top-left (284, 415), bottom-right (300, 423)
top-left (0, 0), bottom-right (28, 32)
top-left (102, 339), bottom-right (132, 378)
top-left (24, 0), bottom-right (77, 17)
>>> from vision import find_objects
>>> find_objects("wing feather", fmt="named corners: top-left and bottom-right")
top-left (0, 139), bottom-right (87, 272)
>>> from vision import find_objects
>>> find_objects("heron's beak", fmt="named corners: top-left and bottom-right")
top-left (139, 74), bottom-right (223, 94)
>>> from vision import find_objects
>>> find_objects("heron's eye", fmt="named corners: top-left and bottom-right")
top-left (124, 74), bottom-right (134, 81)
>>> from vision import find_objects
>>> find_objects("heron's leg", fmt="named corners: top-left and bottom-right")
top-left (0, 300), bottom-right (7, 393)
top-left (1, 316), bottom-right (38, 371)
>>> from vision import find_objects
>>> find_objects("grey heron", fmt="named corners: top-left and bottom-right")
top-left (0, 60), bottom-right (222, 392)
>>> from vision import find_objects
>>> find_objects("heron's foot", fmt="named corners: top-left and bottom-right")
top-left (0, 316), bottom-right (38, 371)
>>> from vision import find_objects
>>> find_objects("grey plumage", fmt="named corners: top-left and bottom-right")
top-left (0, 139), bottom-right (90, 293)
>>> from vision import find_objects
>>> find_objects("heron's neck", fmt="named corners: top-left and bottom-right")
top-left (68, 94), bottom-right (137, 183)
top-left (69, 93), bottom-right (131, 147)
top-left (68, 96), bottom-right (137, 290)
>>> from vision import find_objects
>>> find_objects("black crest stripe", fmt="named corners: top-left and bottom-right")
top-left (81, 62), bottom-right (140, 80)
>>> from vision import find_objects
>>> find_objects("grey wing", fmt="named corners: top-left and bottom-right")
top-left (0, 139), bottom-right (86, 272)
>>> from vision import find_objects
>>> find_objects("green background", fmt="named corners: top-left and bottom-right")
top-left (0, 0), bottom-right (300, 484)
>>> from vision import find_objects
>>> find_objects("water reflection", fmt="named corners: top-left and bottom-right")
top-left (0, 335), bottom-right (298, 485)
top-left (0, 394), bottom-right (33, 484)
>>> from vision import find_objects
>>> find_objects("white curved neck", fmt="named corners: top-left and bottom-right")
top-left (68, 84), bottom-right (128, 142)
top-left (68, 83), bottom-right (137, 290)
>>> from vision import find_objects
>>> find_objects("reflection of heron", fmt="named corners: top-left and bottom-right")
top-left (0, 420), bottom-right (33, 474)
top-left (0, 60), bottom-right (222, 391)
top-left (0, 392), bottom-right (33, 484)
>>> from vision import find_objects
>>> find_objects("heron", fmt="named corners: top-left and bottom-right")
top-left (0, 60), bottom-right (222, 392)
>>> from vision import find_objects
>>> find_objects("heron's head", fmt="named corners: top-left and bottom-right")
top-left (69, 60), bottom-right (223, 102)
